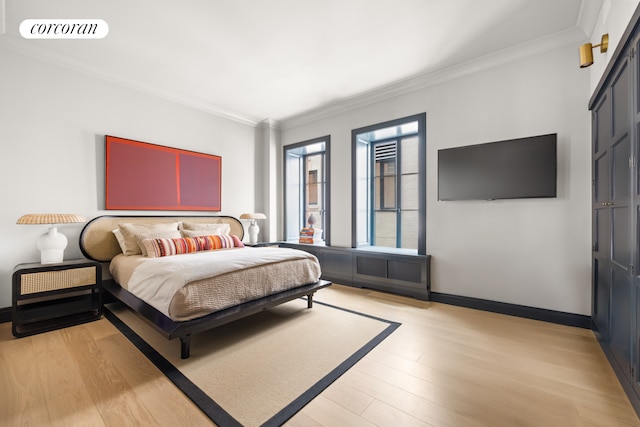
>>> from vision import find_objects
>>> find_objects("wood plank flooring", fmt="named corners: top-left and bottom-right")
top-left (1, 284), bottom-right (638, 426)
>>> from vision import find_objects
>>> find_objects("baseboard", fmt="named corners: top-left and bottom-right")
top-left (430, 292), bottom-right (591, 329)
top-left (0, 306), bottom-right (11, 323)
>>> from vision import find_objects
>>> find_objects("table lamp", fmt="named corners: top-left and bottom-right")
top-left (239, 213), bottom-right (266, 245)
top-left (17, 213), bottom-right (86, 264)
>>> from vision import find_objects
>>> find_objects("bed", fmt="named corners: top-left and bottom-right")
top-left (79, 215), bottom-right (331, 358)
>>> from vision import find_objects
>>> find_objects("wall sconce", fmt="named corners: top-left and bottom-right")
top-left (579, 34), bottom-right (609, 68)
top-left (17, 213), bottom-right (86, 264)
top-left (239, 213), bottom-right (266, 245)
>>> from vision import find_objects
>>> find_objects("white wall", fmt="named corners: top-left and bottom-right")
top-left (280, 43), bottom-right (593, 315)
top-left (0, 47), bottom-right (257, 309)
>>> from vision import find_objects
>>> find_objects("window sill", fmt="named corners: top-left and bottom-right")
top-left (354, 246), bottom-right (419, 256)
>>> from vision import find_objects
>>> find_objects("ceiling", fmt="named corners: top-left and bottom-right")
top-left (1, 0), bottom-right (600, 125)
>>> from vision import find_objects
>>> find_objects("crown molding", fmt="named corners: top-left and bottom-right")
top-left (577, 0), bottom-right (603, 37)
top-left (0, 33), bottom-right (261, 127)
top-left (280, 27), bottom-right (588, 130)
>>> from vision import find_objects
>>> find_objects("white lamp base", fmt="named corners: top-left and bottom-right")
top-left (37, 226), bottom-right (67, 264)
top-left (248, 220), bottom-right (260, 245)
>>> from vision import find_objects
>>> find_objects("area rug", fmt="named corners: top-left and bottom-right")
top-left (104, 298), bottom-right (400, 427)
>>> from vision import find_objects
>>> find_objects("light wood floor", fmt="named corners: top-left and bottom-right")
top-left (1, 284), bottom-right (638, 427)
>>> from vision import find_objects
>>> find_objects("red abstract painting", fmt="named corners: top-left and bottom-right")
top-left (105, 135), bottom-right (221, 211)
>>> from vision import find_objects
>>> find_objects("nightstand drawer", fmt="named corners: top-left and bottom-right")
top-left (20, 266), bottom-right (97, 295)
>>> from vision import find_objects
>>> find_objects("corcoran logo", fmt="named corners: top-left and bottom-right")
top-left (19, 19), bottom-right (109, 39)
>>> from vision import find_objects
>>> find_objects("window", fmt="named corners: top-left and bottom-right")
top-left (352, 114), bottom-right (426, 254)
top-left (284, 136), bottom-right (330, 244)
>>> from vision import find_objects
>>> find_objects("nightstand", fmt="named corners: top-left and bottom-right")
top-left (12, 259), bottom-right (102, 337)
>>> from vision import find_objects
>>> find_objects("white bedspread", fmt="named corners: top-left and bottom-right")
top-left (124, 247), bottom-right (317, 317)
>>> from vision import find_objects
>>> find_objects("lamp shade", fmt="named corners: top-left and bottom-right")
top-left (17, 213), bottom-right (86, 224)
top-left (239, 213), bottom-right (266, 220)
top-left (579, 43), bottom-right (594, 68)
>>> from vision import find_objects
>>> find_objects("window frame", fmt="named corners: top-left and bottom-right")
top-left (283, 136), bottom-right (331, 245)
top-left (351, 113), bottom-right (426, 255)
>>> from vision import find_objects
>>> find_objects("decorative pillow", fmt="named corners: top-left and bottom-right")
top-left (141, 234), bottom-right (244, 258)
top-left (180, 222), bottom-right (230, 235)
top-left (117, 222), bottom-right (181, 256)
top-left (138, 230), bottom-right (187, 256)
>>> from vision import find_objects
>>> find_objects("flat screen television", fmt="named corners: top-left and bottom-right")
top-left (438, 133), bottom-right (557, 201)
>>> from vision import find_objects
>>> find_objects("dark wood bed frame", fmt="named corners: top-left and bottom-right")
top-left (79, 215), bottom-right (331, 359)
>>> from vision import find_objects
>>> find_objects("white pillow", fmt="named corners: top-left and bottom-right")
top-left (117, 222), bottom-right (181, 256)
top-left (180, 222), bottom-right (230, 236)
top-left (112, 229), bottom-right (127, 253)
top-left (181, 229), bottom-right (208, 238)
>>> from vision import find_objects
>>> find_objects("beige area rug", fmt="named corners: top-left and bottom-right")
top-left (105, 298), bottom-right (400, 427)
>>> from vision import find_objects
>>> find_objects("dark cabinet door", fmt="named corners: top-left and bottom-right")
top-left (593, 93), bottom-right (612, 341)
top-left (610, 133), bottom-right (632, 379)
top-left (607, 56), bottom-right (634, 380)
top-left (631, 33), bottom-right (640, 397)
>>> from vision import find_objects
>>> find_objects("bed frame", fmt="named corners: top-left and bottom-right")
top-left (79, 215), bottom-right (331, 359)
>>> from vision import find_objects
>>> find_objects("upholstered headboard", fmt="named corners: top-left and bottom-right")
top-left (79, 215), bottom-right (244, 262)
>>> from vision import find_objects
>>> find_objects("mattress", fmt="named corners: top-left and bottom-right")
top-left (109, 247), bottom-right (321, 321)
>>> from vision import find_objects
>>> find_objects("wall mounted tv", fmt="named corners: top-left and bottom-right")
top-left (438, 133), bottom-right (557, 201)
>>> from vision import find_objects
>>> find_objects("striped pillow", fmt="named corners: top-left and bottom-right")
top-left (141, 234), bottom-right (244, 258)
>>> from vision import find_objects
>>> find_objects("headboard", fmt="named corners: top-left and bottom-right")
top-left (79, 215), bottom-right (244, 262)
